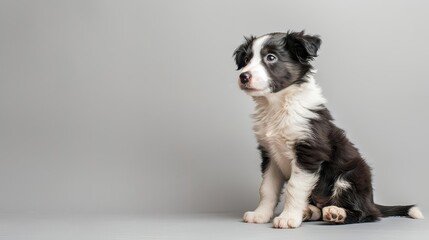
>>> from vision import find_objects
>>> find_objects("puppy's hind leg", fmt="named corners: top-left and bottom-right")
top-left (322, 205), bottom-right (380, 224)
top-left (303, 204), bottom-right (322, 221)
top-left (323, 179), bottom-right (381, 224)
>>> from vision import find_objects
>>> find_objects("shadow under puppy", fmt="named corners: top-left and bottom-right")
top-left (233, 31), bottom-right (424, 229)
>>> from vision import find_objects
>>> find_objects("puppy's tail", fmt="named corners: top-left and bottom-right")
top-left (375, 204), bottom-right (424, 219)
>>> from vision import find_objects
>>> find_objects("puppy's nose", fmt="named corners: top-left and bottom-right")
top-left (239, 72), bottom-right (251, 84)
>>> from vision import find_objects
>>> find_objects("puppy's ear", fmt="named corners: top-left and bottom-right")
top-left (233, 35), bottom-right (255, 70)
top-left (285, 31), bottom-right (321, 63)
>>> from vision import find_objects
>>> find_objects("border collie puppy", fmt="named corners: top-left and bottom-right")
top-left (233, 31), bottom-right (424, 229)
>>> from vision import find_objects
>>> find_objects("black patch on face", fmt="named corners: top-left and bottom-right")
top-left (233, 36), bottom-right (255, 70)
top-left (260, 31), bottom-right (321, 93)
top-left (261, 34), bottom-right (301, 93)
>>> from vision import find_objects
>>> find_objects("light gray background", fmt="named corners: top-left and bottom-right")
top-left (0, 0), bottom-right (428, 215)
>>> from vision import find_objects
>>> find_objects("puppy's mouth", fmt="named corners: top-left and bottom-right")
top-left (240, 85), bottom-right (265, 91)
top-left (240, 86), bottom-right (259, 91)
top-left (240, 86), bottom-right (270, 96)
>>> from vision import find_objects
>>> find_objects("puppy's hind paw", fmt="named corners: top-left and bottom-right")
top-left (303, 204), bottom-right (321, 221)
top-left (322, 206), bottom-right (347, 224)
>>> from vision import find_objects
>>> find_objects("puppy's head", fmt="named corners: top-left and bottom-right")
top-left (233, 31), bottom-right (321, 96)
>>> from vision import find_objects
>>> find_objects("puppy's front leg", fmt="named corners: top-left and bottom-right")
top-left (243, 162), bottom-right (284, 224)
top-left (273, 160), bottom-right (319, 229)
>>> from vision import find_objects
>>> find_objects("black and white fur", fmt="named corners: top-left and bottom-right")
top-left (233, 31), bottom-right (424, 228)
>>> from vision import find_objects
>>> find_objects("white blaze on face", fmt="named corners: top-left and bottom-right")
top-left (239, 35), bottom-right (271, 96)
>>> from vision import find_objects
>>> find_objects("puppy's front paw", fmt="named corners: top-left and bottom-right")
top-left (243, 211), bottom-right (272, 224)
top-left (272, 214), bottom-right (302, 229)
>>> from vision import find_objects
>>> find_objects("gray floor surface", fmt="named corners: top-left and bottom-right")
top-left (0, 213), bottom-right (427, 240)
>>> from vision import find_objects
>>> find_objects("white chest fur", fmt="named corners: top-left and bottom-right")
top-left (252, 76), bottom-right (326, 179)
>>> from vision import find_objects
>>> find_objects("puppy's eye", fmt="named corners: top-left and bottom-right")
top-left (244, 57), bottom-right (249, 64)
top-left (266, 54), bottom-right (277, 63)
